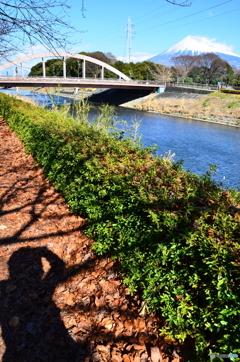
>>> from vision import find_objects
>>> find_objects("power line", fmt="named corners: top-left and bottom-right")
top-left (82, 0), bottom-right (197, 47)
top-left (136, 0), bottom-right (233, 36)
top-left (80, 3), bottom-right (172, 49)
top-left (159, 5), bottom-right (240, 34)
top-left (133, 0), bottom-right (199, 27)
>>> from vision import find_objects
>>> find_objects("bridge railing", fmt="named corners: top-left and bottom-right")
top-left (166, 82), bottom-right (218, 90)
top-left (0, 75), bottom-right (164, 86)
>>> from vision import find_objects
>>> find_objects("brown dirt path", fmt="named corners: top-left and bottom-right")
top-left (0, 118), bottom-right (182, 362)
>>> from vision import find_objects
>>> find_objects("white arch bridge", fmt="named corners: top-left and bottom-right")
top-left (0, 52), bottom-right (164, 91)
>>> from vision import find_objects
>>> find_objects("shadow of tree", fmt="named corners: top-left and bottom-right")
top-left (0, 168), bottom-right (85, 246)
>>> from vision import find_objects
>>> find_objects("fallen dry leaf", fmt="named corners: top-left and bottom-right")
top-left (151, 346), bottom-right (162, 362)
top-left (9, 316), bottom-right (19, 327)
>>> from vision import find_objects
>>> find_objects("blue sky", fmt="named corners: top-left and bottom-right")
top-left (1, 0), bottom-right (240, 75)
top-left (66, 0), bottom-right (240, 61)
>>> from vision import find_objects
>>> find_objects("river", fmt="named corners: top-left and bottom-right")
top-left (1, 88), bottom-right (240, 190)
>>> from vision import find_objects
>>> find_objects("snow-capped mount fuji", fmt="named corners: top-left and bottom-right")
top-left (147, 36), bottom-right (240, 69)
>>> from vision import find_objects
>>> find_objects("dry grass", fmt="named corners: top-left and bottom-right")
top-left (136, 92), bottom-right (240, 126)
top-left (11, 94), bottom-right (39, 106)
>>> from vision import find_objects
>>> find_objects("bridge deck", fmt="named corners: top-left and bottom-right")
top-left (0, 78), bottom-right (164, 91)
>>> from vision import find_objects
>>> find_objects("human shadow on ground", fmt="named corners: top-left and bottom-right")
top-left (0, 246), bottom-right (90, 362)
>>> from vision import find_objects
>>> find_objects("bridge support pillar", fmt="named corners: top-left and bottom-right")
top-left (101, 67), bottom-right (104, 80)
top-left (63, 57), bottom-right (66, 79)
top-left (82, 60), bottom-right (86, 79)
top-left (42, 58), bottom-right (46, 78)
top-left (21, 63), bottom-right (24, 78)
top-left (74, 87), bottom-right (78, 94)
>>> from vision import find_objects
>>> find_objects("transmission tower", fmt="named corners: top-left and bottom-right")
top-left (123, 16), bottom-right (135, 63)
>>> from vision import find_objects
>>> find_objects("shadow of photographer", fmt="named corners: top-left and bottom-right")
top-left (0, 246), bottom-right (90, 362)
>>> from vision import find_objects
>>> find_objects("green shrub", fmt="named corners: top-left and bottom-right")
top-left (184, 77), bottom-right (193, 83)
top-left (221, 88), bottom-right (240, 95)
top-left (0, 92), bottom-right (239, 361)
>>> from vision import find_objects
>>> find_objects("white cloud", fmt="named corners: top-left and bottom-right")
top-left (199, 36), bottom-right (234, 54)
top-left (117, 52), bottom-right (155, 63)
top-left (206, 11), bottom-right (213, 17)
top-left (71, 44), bottom-right (91, 53)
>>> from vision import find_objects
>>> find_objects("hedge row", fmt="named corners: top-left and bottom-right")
top-left (0, 92), bottom-right (239, 361)
top-left (221, 88), bottom-right (240, 95)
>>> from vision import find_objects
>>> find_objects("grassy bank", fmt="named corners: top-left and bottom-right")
top-left (135, 92), bottom-right (240, 126)
top-left (0, 92), bottom-right (239, 361)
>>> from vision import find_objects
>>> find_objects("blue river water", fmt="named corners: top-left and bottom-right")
top-left (1, 88), bottom-right (240, 190)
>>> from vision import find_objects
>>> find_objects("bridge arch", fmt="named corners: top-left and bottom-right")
top-left (0, 52), bottom-right (130, 80)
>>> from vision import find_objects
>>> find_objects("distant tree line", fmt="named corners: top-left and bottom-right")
top-left (170, 53), bottom-right (238, 86)
top-left (29, 51), bottom-right (118, 78)
top-left (29, 51), bottom-right (240, 87)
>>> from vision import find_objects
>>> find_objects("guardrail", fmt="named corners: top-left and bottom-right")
top-left (166, 82), bottom-right (215, 90)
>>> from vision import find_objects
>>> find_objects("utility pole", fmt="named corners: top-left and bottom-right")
top-left (123, 16), bottom-right (135, 63)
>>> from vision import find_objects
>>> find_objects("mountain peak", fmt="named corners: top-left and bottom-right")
top-left (147, 36), bottom-right (240, 69)
top-left (163, 36), bottom-right (239, 57)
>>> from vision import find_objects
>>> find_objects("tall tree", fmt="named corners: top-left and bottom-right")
top-left (222, 62), bottom-right (234, 86)
top-left (150, 64), bottom-right (173, 83)
top-left (171, 55), bottom-right (196, 82)
top-left (197, 53), bottom-right (228, 85)
top-left (84, 51), bottom-right (109, 78)
top-left (233, 71), bottom-right (240, 87)
top-left (104, 52), bottom-right (117, 64)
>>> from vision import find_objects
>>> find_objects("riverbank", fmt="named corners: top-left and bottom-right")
top-left (122, 91), bottom-right (240, 127)
top-left (41, 87), bottom-right (240, 128)
top-left (16, 86), bottom-right (240, 127)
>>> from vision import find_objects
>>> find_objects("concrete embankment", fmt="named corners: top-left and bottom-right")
top-left (84, 86), bottom-right (213, 104)
top-left (154, 86), bottom-right (214, 100)
top-left (34, 87), bottom-right (152, 106)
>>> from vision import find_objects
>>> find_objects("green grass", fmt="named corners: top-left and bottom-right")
top-left (227, 100), bottom-right (240, 108)
top-left (207, 92), bottom-right (229, 99)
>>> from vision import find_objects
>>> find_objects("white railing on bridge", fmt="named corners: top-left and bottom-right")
top-left (0, 76), bottom-right (163, 86)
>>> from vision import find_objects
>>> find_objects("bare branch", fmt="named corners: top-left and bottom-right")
top-left (0, 0), bottom-right (84, 60)
top-left (166, 0), bottom-right (192, 6)
top-left (171, 55), bottom-right (196, 81)
top-left (150, 64), bottom-right (173, 83)
top-left (81, 0), bottom-right (86, 18)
